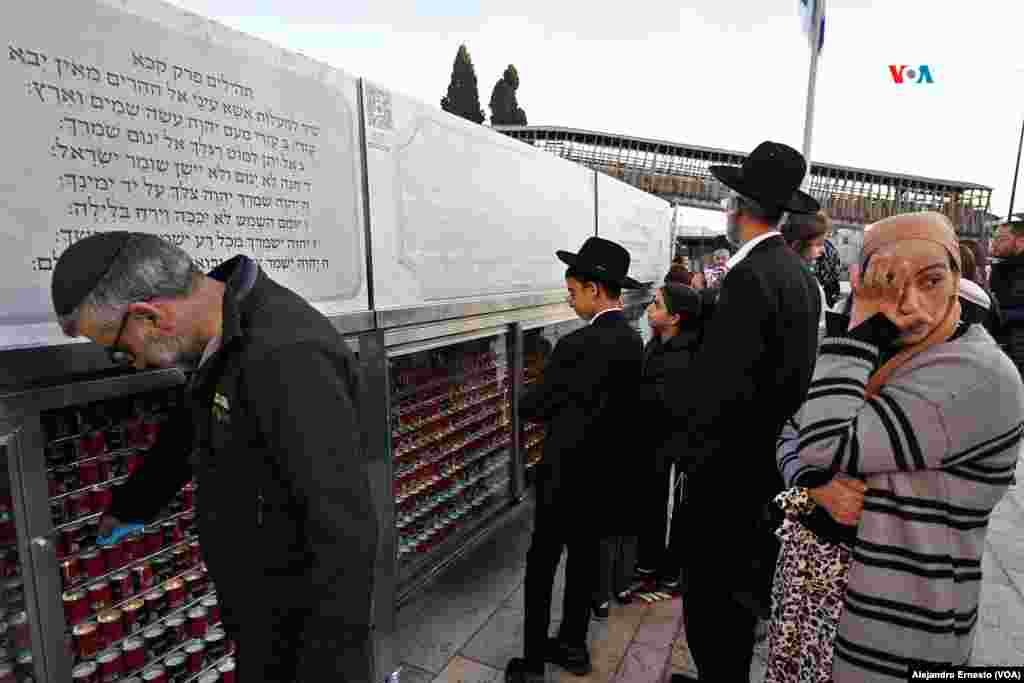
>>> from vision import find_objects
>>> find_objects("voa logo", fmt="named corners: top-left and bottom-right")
top-left (889, 65), bottom-right (935, 84)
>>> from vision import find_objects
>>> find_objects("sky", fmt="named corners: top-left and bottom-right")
top-left (165, 0), bottom-right (1024, 218)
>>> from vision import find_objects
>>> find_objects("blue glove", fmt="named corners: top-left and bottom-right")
top-left (97, 523), bottom-right (145, 547)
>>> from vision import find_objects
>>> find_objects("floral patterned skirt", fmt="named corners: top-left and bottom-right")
top-left (765, 488), bottom-right (853, 683)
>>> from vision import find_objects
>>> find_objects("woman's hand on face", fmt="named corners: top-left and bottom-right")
top-left (848, 256), bottom-right (930, 332)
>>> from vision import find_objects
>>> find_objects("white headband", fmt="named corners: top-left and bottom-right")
top-left (958, 278), bottom-right (991, 311)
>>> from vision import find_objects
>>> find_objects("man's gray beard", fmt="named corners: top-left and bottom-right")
top-left (152, 334), bottom-right (201, 369)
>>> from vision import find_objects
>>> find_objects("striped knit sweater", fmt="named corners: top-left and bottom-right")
top-left (790, 317), bottom-right (1024, 682)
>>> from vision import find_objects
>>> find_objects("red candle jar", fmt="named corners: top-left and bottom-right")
top-left (164, 615), bottom-right (186, 645)
top-left (109, 572), bottom-right (132, 605)
top-left (88, 581), bottom-right (112, 612)
top-left (143, 527), bottom-right (162, 556)
top-left (164, 578), bottom-right (185, 610)
top-left (63, 590), bottom-right (90, 625)
top-left (178, 512), bottom-right (194, 537)
top-left (67, 492), bottom-right (92, 521)
top-left (132, 564), bottom-right (154, 592)
top-left (186, 606), bottom-right (208, 640)
top-left (79, 431), bottom-right (107, 460)
top-left (200, 595), bottom-right (219, 625)
top-left (91, 486), bottom-right (112, 513)
top-left (81, 550), bottom-right (105, 579)
top-left (79, 459), bottom-right (101, 487)
top-left (123, 535), bottom-right (144, 564)
top-left (101, 543), bottom-right (124, 573)
top-left (121, 599), bottom-right (145, 635)
top-left (142, 418), bottom-right (160, 447)
top-left (144, 589), bottom-right (166, 623)
top-left (73, 622), bottom-right (100, 660)
top-left (121, 636), bottom-right (145, 670)
top-left (181, 484), bottom-right (194, 510)
top-left (124, 416), bottom-right (144, 449)
top-left (126, 452), bottom-right (145, 475)
top-left (172, 546), bottom-right (191, 575)
top-left (97, 648), bottom-right (123, 681)
top-left (97, 609), bottom-right (123, 648)
top-left (161, 521), bottom-right (181, 546)
top-left (182, 572), bottom-right (202, 601)
top-left (61, 557), bottom-right (82, 589)
top-left (140, 665), bottom-right (165, 683)
top-left (71, 661), bottom-right (99, 683)
top-left (183, 639), bottom-right (205, 675)
top-left (98, 454), bottom-right (117, 482)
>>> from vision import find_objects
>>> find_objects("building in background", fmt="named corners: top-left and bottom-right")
top-left (498, 125), bottom-right (993, 278)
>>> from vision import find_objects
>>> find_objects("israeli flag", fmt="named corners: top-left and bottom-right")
top-left (799, 0), bottom-right (815, 37)
top-left (799, 0), bottom-right (825, 53)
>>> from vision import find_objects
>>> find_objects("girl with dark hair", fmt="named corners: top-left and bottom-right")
top-left (621, 283), bottom-right (706, 601)
top-left (782, 209), bottom-right (832, 330)
top-left (959, 242), bottom-right (1005, 336)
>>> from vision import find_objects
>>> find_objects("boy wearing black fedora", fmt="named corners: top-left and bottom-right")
top-left (505, 237), bottom-right (644, 683)
top-left (660, 142), bottom-right (823, 682)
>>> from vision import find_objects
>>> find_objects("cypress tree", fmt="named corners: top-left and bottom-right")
top-left (440, 44), bottom-right (485, 124)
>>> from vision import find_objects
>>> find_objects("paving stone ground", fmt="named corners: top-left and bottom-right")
top-left (395, 455), bottom-right (1024, 682)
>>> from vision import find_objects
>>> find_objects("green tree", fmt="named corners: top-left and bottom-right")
top-left (440, 44), bottom-right (485, 124)
top-left (489, 65), bottom-right (528, 126)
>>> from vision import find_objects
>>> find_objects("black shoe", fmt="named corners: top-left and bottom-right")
top-left (591, 601), bottom-right (610, 620)
top-left (670, 673), bottom-right (699, 682)
top-left (505, 658), bottom-right (545, 683)
top-left (545, 638), bottom-right (592, 676)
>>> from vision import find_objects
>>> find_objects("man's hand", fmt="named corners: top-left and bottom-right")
top-left (808, 478), bottom-right (867, 526)
top-left (98, 513), bottom-right (122, 539)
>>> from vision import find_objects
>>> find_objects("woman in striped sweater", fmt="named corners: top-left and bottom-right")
top-left (770, 211), bottom-right (1024, 682)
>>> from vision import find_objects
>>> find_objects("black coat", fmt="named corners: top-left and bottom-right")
top-left (520, 309), bottom-right (643, 537)
top-left (664, 236), bottom-right (820, 595)
top-left (110, 256), bottom-right (377, 682)
top-left (638, 330), bottom-right (701, 470)
top-left (990, 254), bottom-right (1024, 311)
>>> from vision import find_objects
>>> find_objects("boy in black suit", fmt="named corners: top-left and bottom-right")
top-left (505, 237), bottom-right (644, 683)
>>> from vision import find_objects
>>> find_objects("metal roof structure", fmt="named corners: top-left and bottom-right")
top-left (496, 125), bottom-right (994, 238)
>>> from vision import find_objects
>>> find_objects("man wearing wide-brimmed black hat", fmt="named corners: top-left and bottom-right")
top-left (505, 237), bottom-right (644, 683)
top-left (661, 142), bottom-right (823, 682)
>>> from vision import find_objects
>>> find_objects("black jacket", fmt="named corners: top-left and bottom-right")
top-left (110, 256), bottom-right (377, 682)
top-left (639, 330), bottom-right (701, 469)
top-left (663, 236), bottom-right (820, 593)
top-left (520, 309), bottom-right (643, 536)
top-left (991, 253), bottom-right (1024, 312)
top-left (961, 290), bottom-right (1006, 338)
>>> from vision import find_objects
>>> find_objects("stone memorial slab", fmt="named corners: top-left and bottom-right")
top-left (0, 0), bottom-right (367, 348)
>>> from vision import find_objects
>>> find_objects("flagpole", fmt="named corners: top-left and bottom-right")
top-left (800, 0), bottom-right (824, 190)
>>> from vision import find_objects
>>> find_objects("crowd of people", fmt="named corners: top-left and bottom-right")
top-left (506, 140), bottom-right (1024, 683)
top-left (45, 139), bottom-right (1024, 683)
